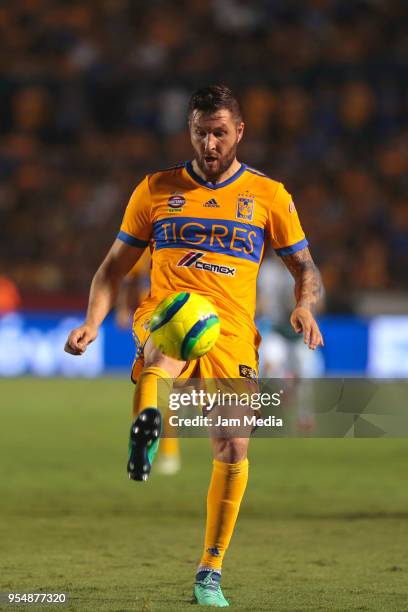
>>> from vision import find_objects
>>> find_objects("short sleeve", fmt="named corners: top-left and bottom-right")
top-left (118, 176), bottom-right (152, 248)
top-left (267, 183), bottom-right (308, 256)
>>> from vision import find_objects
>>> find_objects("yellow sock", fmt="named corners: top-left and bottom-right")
top-left (199, 458), bottom-right (249, 571)
top-left (160, 432), bottom-right (180, 457)
top-left (160, 403), bottom-right (179, 455)
top-left (132, 366), bottom-right (172, 420)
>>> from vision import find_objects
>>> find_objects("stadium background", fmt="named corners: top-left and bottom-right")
top-left (1, 1), bottom-right (408, 610)
top-left (1, 0), bottom-right (408, 376)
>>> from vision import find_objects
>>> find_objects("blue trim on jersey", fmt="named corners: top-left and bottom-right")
top-left (185, 161), bottom-right (247, 190)
top-left (246, 166), bottom-right (267, 177)
top-left (153, 216), bottom-right (264, 263)
top-left (275, 238), bottom-right (308, 257)
top-left (117, 230), bottom-right (149, 248)
top-left (245, 167), bottom-right (275, 181)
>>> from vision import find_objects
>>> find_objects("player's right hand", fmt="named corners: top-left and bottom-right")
top-left (64, 325), bottom-right (98, 355)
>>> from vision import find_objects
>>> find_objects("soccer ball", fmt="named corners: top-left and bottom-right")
top-left (150, 292), bottom-right (220, 361)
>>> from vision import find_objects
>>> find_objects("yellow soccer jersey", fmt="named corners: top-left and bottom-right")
top-left (119, 162), bottom-right (307, 343)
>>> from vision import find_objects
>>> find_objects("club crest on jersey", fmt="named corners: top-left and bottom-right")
top-left (236, 192), bottom-right (255, 221)
top-left (167, 193), bottom-right (186, 212)
top-left (289, 200), bottom-right (296, 213)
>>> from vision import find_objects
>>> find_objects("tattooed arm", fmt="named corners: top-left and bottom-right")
top-left (281, 247), bottom-right (324, 350)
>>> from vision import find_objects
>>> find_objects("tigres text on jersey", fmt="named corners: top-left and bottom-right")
top-left (119, 161), bottom-right (307, 343)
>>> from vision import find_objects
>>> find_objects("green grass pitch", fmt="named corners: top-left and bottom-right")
top-left (1, 378), bottom-right (408, 611)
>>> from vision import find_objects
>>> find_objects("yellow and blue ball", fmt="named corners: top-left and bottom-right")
top-left (150, 292), bottom-right (220, 361)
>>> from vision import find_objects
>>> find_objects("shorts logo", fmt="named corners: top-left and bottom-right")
top-left (239, 364), bottom-right (257, 380)
top-left (236, 192), bottom-right (255, 221)
top-left (289, 200), bottom-right (296, 213)
top-left (167, 193), bottom-right (186, 211)
top-left (177, 251), bottom-right (236, 276)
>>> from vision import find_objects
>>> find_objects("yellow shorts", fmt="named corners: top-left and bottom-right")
top-left (131, 303), bottom-right (259, 384)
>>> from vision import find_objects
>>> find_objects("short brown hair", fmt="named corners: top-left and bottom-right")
top-left (188, 85), bottom-right (242, 122)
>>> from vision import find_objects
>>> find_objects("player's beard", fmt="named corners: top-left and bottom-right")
top-left (196, 142), bottom-right (238, 182)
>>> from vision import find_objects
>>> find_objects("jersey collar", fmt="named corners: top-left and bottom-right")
top-left (184, 160), bottom-right (247, 190)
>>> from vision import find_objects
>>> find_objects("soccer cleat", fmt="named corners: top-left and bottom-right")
top-left (193, 570), bottom-right (229, 607)
top-left (127, 408), bottom-right (162, 481)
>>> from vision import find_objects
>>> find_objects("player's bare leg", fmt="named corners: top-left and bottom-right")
top-left (128, 336), bottom-right (185, 481)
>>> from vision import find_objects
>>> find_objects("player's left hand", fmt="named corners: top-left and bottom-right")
top-left (290, 306), bottom-right (324, 350)
top-left (64, 324), bottom-right (98, 355)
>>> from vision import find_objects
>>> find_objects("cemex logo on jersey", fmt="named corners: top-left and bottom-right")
top-left (203, 198), bottom-right (220, 208)
top-left (177, 251), bottom-right (236, 276)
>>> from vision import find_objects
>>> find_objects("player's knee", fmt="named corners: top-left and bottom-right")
top-left (212, 437), bottom-right (249, 463)
top-left (149, 356), bottom-right (185, 378)
top-left (143, 336), bottom-right (186, 377)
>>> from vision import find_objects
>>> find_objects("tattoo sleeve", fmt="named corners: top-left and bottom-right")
top-left (281, 247), bottom-right (323, 310)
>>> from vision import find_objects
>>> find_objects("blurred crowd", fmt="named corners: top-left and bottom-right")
top-left (1, 0), bottom-right (407, 312)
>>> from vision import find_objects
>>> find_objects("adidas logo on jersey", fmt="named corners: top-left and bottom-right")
top-left (203, 198), bottom-right (220, 208)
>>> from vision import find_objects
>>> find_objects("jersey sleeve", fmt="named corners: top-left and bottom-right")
top-left (118, 176), bottom-right (152, 248)
top-left (267, 183), bottom-right (308, 256)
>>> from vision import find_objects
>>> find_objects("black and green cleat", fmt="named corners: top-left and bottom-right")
top-left (193, 570), bottom-right (229, 607)
top-left (127, 408), bottom-right (162, 482)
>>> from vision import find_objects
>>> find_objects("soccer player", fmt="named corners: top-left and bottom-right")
top-left (64, 85), bottom-right (323, 607)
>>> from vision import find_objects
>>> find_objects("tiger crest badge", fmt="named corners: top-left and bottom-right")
top-left (236, 192), bottom-right (255, 221)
